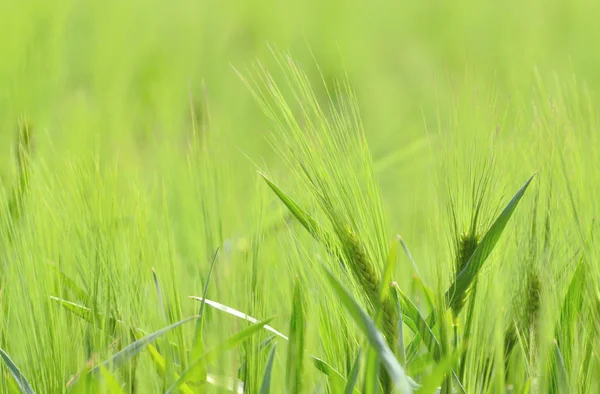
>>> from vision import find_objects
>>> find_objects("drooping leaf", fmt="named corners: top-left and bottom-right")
top-left (260, 173), bottom-right (330, 245)
top-left (323, 268), bottom-right (413, 393)
top-left (0, 348), bottom-right (35, 394)
top-left (93, 316), bottom-right (197, 373)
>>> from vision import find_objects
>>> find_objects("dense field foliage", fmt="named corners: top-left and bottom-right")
top-left (2, 1), bottom-right (600, 393)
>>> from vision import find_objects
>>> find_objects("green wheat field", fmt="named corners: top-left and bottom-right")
top-left (1, 1), bottom-right (600, 393)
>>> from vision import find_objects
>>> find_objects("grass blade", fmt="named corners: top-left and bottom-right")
top-left (312, 357), bottom-right (347, 391)
top-left (415, 350), bottom-right (461, 394)
top-left (445, 174), bottom-right (535, 314)
top-left (93, 316), bottom-right (197, 373)
top-left (188, 296), bottom-right (288, 340)
top-left (165, 319), bottom-right (272, 393)
top-left (259, 343), bottom-right (277, 394)
top-left (393, 284), bottom-right (441, 360)
top-left (362, 347), bottom-right (380, 394)
top-left (260, 173), bottom-right (329, 244)
top-left (50, 296), bottom-right (120, 334)
top-left (49, 263), bottom-right (90, 305)
top-left (344, 349), bottom-right (362, 394)
top-left (144, 343), bottom-right (194, 394)
top-left (286, 278), bottom-right (306, 394)
top-left (553, 341), bottom-right (571, 394)
top-left (0, 348), bottom-right (35, 394)
top-left (381, 236), bottom-right (400, 302)
top-left (189, 248), bottom-right (219, 386)
top-left (323, 267), bottom-right (413, 393)
top-left (98, 365), bottom-right (126, 394)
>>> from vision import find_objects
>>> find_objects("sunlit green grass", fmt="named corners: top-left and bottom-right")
top-left (2, 0), bottom-right (600, 393)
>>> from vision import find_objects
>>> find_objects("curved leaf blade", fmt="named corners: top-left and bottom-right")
top-left (259, 344), bottom-right (277, 394)
top-left (188, 296), bottom-right (288, 340)
top-left (445, 174), bottom-right (535, 313)
top-left (323, 268), bottom-right (413, 393)
top-left (0, 348), bottom-right (35, 394)
top-left (344, 349), bottom-right (362, 394)
top-left (93, 316), bottom-right (197, 373)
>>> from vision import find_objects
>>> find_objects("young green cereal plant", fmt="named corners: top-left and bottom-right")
top-left (240, 55), bottom-right (402, 392)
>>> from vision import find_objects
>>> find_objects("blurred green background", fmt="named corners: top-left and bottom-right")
top-left (2, 0), bottom-right (600, 272)
top-left (2, 0), bottom-right (599, 252)
top-left (2, 1), bottom-right (600, 391)
top-left (3, 0), bottom-right (599, 163)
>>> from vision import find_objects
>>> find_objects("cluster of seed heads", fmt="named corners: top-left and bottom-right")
top-left (339, 226), bottom-right (398, 352)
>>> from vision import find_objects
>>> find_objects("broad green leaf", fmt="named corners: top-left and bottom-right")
top-left (344, 349), bottom-right (361, 394)
top-left (286, 279), bottom-right (305, 394)
top-left (0, 348), bottom-right (35, 394)
top-left (189, 296), bottom-right (288, 339)
top-left (165, 319), bottom-right (272, 393)
top-left (260, 173), bottom-right (329, 245)
top-left (259, 344), bottom-right (277, 394)
top-left (323, 268), bottom-right (413, 393)
top-left (98, 365), bottom-right (126, 394)
top-left (445, 174), bottom-right (535, 314)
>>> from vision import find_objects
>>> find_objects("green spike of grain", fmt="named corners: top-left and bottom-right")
top-left (336, 226), bottom-right (398, 354)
